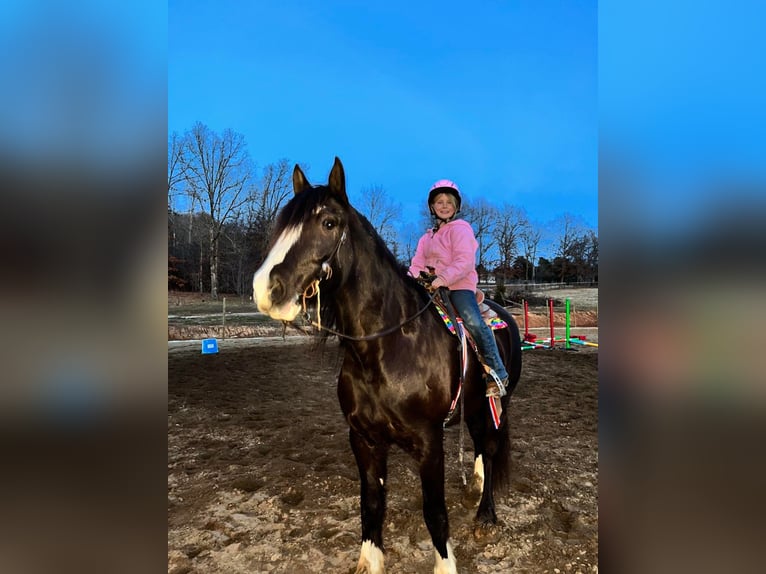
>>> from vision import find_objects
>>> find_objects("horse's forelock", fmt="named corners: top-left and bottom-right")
top-left (268, 185), bottom-right (346, 253)
top-left (272, 186), bottom-right (320, 237)
top-left (272, 186), bottom-right (404, 281)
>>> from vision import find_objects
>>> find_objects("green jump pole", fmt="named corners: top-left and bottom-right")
top-left (565, 298), bottom-right (571, 350)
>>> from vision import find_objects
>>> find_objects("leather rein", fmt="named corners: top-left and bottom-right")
top-left (288, 226), bottom-right (438, 342)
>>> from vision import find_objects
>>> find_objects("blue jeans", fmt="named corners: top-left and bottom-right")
top-left (448, 290), bottom-right (509, 381)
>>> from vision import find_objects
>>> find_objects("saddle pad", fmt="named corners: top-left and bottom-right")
top-left (434, 301), bottom-right (508, 336)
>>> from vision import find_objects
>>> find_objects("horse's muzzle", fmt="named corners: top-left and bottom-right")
top-left (253, 270), bottom-right (303, 321)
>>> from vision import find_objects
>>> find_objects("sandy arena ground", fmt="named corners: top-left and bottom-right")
top-left (168, 336), bottom-right (598, 573)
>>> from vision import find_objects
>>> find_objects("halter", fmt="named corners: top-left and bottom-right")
top-left (319, 228), bottom-right (347, 281)
top-left (295, 225), bottom-right (438, 342)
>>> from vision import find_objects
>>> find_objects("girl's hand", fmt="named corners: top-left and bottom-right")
top-left (431, 277), bottom-right (446, 289)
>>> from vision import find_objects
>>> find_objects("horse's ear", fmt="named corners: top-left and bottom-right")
top-left (292, 164), bottom-right (311, 195)
top-left (328, 157), bottom-right (349, 206)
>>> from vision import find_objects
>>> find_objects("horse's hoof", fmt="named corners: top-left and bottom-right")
top-left (473, 522), bottom-right (502, 544)
top-left (355, 565), bottom-right (385, 574)
top-left (355, 541), bottom-right (385, 574)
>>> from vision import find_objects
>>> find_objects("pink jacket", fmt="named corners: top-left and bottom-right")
top-left (409, 219), bottom-right (479, 292)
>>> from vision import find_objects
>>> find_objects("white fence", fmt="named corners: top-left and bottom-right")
top-left (477, 281), bottom-right (597, 291)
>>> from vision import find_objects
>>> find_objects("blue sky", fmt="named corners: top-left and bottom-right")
top-left (169, 0), bottom-right (597, 249)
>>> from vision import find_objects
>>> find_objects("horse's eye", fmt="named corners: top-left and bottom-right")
top-left (323, 219), bottom-right (336, 230)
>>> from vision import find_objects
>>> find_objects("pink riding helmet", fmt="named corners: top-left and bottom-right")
top-left (427, 179), bottom-right (462, 212)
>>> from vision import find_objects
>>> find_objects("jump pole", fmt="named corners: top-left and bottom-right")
top-left (565, 298), bottom-right (571, 350)
top-left (568, 338), bottom-right (599, 348)
top-left (548, 298), bottom-right (555, 349)
top-left (523, 299), bottom-right (530, 341)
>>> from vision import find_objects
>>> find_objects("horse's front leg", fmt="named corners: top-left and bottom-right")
top-left (419, 432), bottom-right (457, 574)
top-left (350, 428), bottom-right (389, 574)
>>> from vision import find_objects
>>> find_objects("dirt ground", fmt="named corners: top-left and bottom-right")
top-left (168, 337), bottom-right (598, 573)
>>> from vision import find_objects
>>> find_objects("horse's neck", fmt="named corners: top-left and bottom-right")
top-left (333, 245), bottom-right (419, 339)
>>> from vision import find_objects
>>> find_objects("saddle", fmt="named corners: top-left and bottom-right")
top-left (433, 290), bottom-right (508, 335)
top-left (416, 270), bottom-right (507, 333)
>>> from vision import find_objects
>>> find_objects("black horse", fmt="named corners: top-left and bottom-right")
top-left (253, 158), bottom-right (522, 574)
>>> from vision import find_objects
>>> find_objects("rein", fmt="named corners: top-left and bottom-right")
top-left (300, 279), bottom-right (439, 342)
top-left (285, 224), bottom-right (439, 342)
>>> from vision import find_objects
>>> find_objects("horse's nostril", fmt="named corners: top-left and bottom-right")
top-left (270, 276), bottom-right (285, 303)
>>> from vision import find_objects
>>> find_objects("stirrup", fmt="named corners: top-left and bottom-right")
top-left (485, 369), bottom-right (507, 398)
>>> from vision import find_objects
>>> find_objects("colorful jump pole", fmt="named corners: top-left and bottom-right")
top-left (548, 298), bottom-right (555, 349)
top-left (520, 296), bottom-right (598, 351)
top-left (523, 299), bottom-right (530, 341)
top-left (568, 338), bottom-right (599, 348)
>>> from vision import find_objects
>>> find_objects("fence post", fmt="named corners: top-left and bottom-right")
top-left (222, 297), bottom-right (226, 340)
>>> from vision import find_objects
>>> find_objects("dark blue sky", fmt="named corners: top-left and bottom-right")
top-left (169, 0), bottom-right (597, 246)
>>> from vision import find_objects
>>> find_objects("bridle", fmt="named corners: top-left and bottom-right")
top-left (318, 227), bottom-right (347, 282)
top-left (291, 225), bottom-right (438, 342)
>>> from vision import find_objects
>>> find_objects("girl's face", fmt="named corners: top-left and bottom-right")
top-left (432, 193), bottom-right (456, 220)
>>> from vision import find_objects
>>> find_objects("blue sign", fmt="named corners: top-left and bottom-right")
top-left (201, 338), bottom-right (219, 354)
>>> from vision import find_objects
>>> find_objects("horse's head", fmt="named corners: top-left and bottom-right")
top-left (253, 157), bottom-right (351, 321)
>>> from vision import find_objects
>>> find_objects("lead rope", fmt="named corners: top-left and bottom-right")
top-left (302, 280), bottom-right (321, 332)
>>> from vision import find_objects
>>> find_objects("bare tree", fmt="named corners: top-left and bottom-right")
top-left (461, 198), bottom-right (497, 282)
top-left (181, 122), bottom-right (252, 299)
top-left (398, 221), bottom-right (426, 267)
top-left (554, 213), bottom-right (582, 283)
top-left (585, 230), bottom-right (598, 283)
top-left (167, 132), bottom-right (185, 252)
top-left (492, 204), bottom-right (527, 284)
top-left (245, 158), bottom-right (297, 272)
top-left (565, 229), bottom-right (598, 283)
top-left (168, 131), bottom-right (186, 210)
top-left (352, 185), bottom-right (401, 252)
top-left (519, 222), bottom-right (542, 281)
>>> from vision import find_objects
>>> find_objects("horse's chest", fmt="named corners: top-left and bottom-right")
top-left (338, 382), bottom-right (414, 440)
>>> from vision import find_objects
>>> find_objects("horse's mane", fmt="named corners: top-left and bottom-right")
top-left (313, 200), bottom-right (430, 340)
top-left (351, 207), bottom-right (428, 294)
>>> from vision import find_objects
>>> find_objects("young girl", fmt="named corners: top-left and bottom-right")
top-left (409, 179), bottom-right (509, 397)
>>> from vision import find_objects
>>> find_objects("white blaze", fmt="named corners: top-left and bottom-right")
top-left (356, 540), bottom-right (385, 574)
top-left (252, 224), bottom-right (304, 321)
top-left (433, 541), bottom-right (457, 574)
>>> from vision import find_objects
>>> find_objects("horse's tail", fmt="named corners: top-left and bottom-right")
top-left (487, 301), bottom-right (523, 492)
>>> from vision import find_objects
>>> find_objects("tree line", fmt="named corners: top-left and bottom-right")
top-left (168, 123), bottom-right (598, 299)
